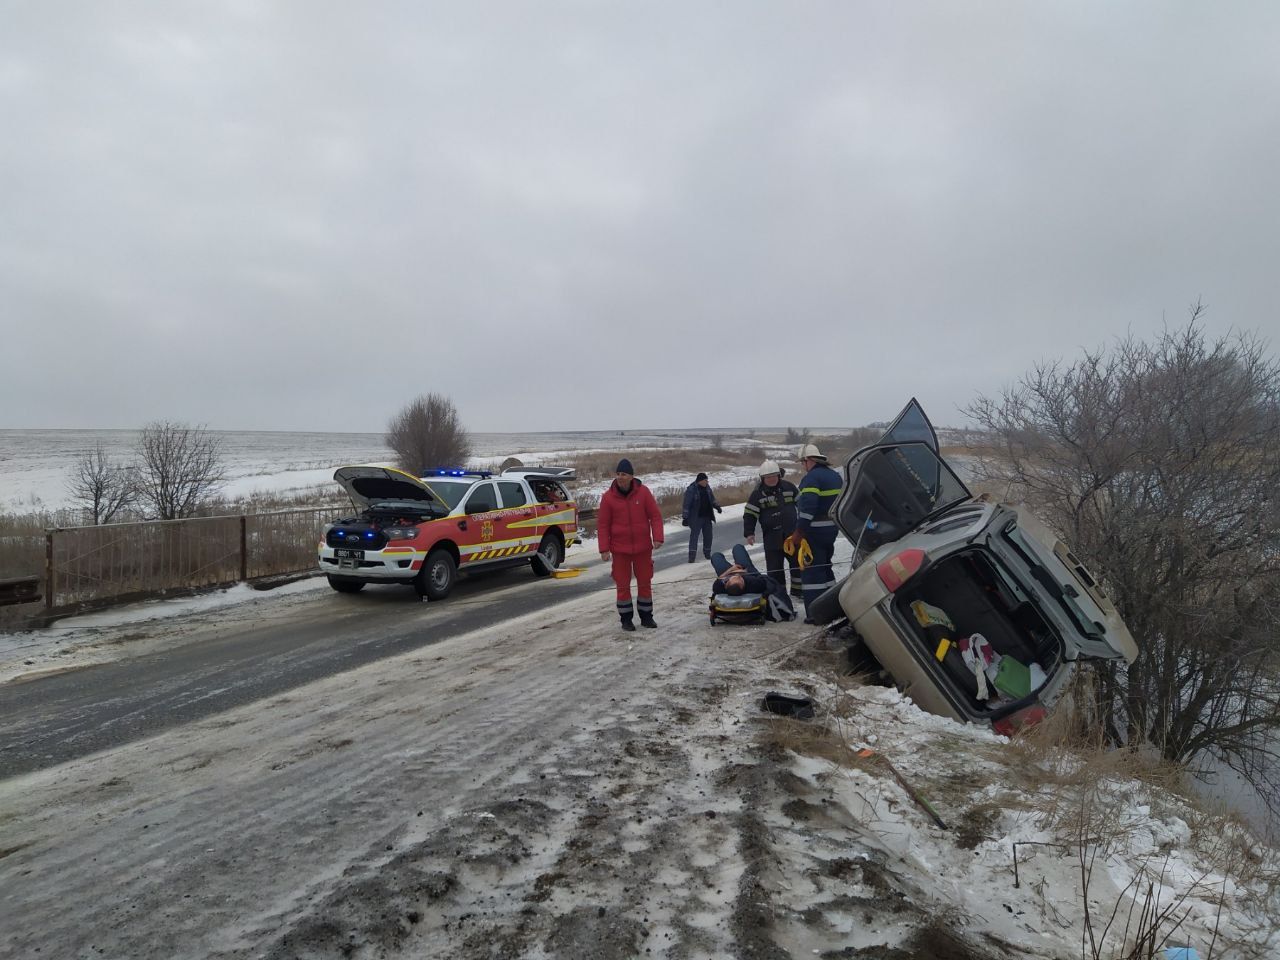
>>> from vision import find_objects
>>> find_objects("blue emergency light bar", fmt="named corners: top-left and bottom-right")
top-left (429, 468), bottom-right (492, 478)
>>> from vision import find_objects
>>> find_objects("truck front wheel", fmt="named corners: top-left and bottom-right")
top-left (417, 549), bottom-right (457, 600)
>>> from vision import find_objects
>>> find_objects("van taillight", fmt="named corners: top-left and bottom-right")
top-left (876, 549), bottom-right (926, 592)
top-left (992, 704), bottom-right (1047, 737)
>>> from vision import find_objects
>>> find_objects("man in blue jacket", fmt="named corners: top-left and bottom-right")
top-left (786, 444), bottom-right (842, 623)
top-left (681, 472), bottom-right (722, 562)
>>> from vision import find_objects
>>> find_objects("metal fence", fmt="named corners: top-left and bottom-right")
top-left (45, 508), bottom-right (332, 612)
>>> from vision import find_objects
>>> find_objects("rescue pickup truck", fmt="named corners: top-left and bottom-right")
top-left (319, 466), bottom-right (580, 600)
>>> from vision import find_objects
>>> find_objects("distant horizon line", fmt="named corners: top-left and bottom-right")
top-left (0, 425), bottom-right (874, 436)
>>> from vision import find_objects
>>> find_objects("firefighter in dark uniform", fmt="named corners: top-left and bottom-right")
top-left (786, 444), bottom-right (842, 623)
top-left (743, 460), bottom-right (803, 598)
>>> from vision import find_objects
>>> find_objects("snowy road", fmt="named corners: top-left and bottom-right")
top-left (0, 545), bottom-right (695, 778)
top-left (0, 546), bottom-right (979, 960)
top-left (3, 523), bottom-right (1274, 958)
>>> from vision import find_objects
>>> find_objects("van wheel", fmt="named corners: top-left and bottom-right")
top-left (807, 578), bottom-right (847, 625)
top-left (417, 549), bottom-right (457, 600)
top-left (327, 576), bottom-right (365, 594)
top-left (532, 532), bottom-right (564, 575)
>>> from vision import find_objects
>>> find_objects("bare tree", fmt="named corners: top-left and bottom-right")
top-left (135, 421), bottom-right (226, 520)
top-left (387, 393), bottom-right (470, 475)
top-left (67, 443), bottom-right (137, 525)
top-left (966, 310), bottom-right (1280, 810)
top-left (848, 425), bottom-right (882, 450)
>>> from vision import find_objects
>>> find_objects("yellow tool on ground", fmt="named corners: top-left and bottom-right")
top-left (783, 535), bottom-right (814, 569)
top-left (550, 566), bottom-right (584, 579)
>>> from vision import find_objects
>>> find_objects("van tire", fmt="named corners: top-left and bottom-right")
top-left (327, 576), bottom-right (366, 594)
top-left (417, 549), bottom-right (457, 600)
top-left (807, 577), bottom-right (847, 624)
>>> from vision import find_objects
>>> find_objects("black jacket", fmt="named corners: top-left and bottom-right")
top-left (743, 478), bottom-right (799, 549)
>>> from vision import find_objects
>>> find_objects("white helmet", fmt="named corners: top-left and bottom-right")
top-left (798, 443), bottom-right (827, 462)
top-left (758, 459), bottom-right (781, 478)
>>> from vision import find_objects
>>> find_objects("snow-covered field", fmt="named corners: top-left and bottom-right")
top-left (0, 427), bottom-right (785, 515)
top-left (2, 440), bottom-right (1277, 958)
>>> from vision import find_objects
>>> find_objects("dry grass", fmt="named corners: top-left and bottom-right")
top-left (759, 713), bottom-right (862, 766)
top-left (562, 446), bottom-right (769, 485)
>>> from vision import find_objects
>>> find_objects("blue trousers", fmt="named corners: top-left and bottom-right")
top-left (688, 518), bottom-right (714, 559)
top-left (710, 543), bottom-right (756, 577)
top-left (799, 526), bottom-right (838, 616)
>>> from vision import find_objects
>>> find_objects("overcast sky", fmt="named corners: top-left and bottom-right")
top-left (2, 2), bottom-right (1278, 433)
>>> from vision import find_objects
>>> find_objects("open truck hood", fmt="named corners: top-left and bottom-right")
top-left (333, 465), bottom-right (443, 512)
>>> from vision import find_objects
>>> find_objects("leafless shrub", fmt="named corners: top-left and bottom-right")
top-left (966, 310), bottom-right (1280, 815)
top-left (847, 425), bottom-right (882, 450)
top-left (386, 393), bottom-right (470, 475)
top-left (66, 442), bottom-right (137, 525)
top-left (135, 421), bottom-right (226, 520)
top-left (1072, 785), bottom-right (1227, 960)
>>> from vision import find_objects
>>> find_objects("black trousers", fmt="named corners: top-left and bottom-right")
top-left (763, 544), bottom-right (802, 592)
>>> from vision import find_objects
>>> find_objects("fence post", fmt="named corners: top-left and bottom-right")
top-left (239, 516), bottom-right (248, 582)
top-left (45, 530), bottom-right (54, 611)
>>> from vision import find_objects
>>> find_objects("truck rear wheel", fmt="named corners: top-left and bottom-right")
top-left (532, 532), bottom-right (564, 576)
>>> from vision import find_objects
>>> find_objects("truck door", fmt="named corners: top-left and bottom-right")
top-left (497, 479), bottom-right (540, 557)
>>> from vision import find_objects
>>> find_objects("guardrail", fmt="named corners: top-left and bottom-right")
top-left (38, 504), bottom-right (598, 615)
top-left (44, 508), bottom-right (333, 612)
top-left (0, 576), bottom-right (41, 607)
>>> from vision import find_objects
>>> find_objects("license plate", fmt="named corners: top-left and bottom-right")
top-left (334, 548), bottom-right (364, 559)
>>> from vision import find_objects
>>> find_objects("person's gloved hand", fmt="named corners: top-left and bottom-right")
top-left (783, 531), bottom-right (802, 556)
top-left (715, 505), bottom-right (723, 514)
top-left (681, 517), bottom-right (689, 527)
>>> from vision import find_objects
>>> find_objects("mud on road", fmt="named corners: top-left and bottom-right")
top-left (0, 572), bottom-right (1004, 960)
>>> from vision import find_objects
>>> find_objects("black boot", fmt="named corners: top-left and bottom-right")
top-left (621, 618), bottom-right (636, 632)
top-left (618, 600), bottom-right (635, 632)
top-left (637, 598), bottom-right (656, 628)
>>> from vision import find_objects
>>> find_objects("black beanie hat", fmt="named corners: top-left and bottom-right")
top-left (696, 472), bottom-right (708, 482)
top-left (616, 458), bottom-right (634, 475)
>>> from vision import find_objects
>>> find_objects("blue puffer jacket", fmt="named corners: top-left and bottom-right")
top-left (682, 482), bottom-right (721, 524)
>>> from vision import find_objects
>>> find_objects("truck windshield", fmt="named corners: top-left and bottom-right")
top-left (420, 479), bottom-right (471, 511)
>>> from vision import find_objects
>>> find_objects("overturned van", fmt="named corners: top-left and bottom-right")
top-left (812, 400), bottom-right (1138, 735)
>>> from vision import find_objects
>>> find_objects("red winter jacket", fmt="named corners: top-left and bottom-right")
top-left (597, 479), bottom-right (664, 555)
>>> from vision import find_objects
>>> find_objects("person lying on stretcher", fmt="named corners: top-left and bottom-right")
top-left (710, 544), bottom-right (797, 620)
top-left (712, 544), bottom-right (774, 596)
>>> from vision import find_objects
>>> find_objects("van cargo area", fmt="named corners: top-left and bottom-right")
top-left (892, 549), bottom-right (1062, 714)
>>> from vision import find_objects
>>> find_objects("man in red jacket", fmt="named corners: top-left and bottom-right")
top-left (597, 458), bottom-right (665, 631)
